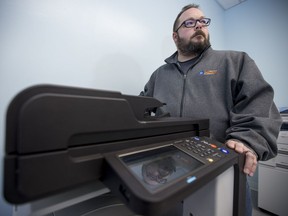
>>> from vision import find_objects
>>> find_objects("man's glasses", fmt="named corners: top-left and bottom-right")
top-left (175, 18), bottom-right (211, 32)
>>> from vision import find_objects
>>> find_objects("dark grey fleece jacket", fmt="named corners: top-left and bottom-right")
top-left (141, 47), bottom-right (282, 161)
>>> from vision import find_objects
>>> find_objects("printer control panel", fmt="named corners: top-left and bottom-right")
top-left (174, 136), bottom-right (230, 164)
top-left (103, 136), bottom-right (243, 216)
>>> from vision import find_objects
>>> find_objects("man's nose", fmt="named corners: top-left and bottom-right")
top-left (195, 20), bottom-right (203, 30)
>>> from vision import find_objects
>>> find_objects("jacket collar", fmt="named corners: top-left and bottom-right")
top-left (165, 46), bottom-right (212, 64)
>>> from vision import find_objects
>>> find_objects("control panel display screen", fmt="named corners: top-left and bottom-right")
top-left (120, 145), bottom-right (204, 192)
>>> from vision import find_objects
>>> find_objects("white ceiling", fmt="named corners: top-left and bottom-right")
top-left (216, 0), bottom-right (247, 10)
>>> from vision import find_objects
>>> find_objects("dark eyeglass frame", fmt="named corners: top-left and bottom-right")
top-left (175, 18), bottom-right (211, 32)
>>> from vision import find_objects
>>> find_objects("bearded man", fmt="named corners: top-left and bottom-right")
top-left (140, 4), bottom-right (282, 216)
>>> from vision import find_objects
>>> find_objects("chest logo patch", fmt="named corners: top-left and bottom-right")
top-left (199, 70), bottom-right (218, 75)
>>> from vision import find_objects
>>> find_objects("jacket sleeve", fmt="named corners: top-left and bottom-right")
top-left (140, 71), bottom-right (169, 116)
top-left (225, 54), bottom-right (282, 161)
top-left (140, 72), bottom-right (156, 97)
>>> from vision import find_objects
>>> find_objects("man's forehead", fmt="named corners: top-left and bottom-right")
top-left (179, 8), bottom-right (205, 21)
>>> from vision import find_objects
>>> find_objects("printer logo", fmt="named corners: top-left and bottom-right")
top-left (199, 70), bottom-right (218, 75)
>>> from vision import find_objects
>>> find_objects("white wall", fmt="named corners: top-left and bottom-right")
top-left (1, 0), bottom-right (287, 214)
top-left (2, 0), bottom-right (287, 214)
top-left (0, 0), bottom-right (224, 215)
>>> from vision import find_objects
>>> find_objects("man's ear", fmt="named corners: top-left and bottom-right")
top-left (172, 32), bottom-right (178, 43)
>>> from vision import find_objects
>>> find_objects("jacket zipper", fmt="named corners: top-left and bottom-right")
top-left (176, 46), bottom-right (210, 117)
top-left (180, 73), bottom-right (187, 117)
top-left (175, 62), bottom-right (186, 117)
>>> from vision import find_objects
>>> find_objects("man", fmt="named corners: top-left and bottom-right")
top-left (140, 4), bottom-right (282, 215)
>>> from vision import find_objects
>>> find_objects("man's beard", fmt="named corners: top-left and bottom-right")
top-left (176, 30), bottom-right (210, 56)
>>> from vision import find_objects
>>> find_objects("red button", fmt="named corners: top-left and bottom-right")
top-left (210, 144), bottom-right (217, 148)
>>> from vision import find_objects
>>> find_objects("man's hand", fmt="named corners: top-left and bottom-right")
top-left (225, 139), bottom-right (258, 177)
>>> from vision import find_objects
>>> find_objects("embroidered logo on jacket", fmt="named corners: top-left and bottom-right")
top-left (199, 70), bottom-right (218, 75)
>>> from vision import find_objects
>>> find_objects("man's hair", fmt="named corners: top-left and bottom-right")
top-left (173, 4), bottom-right (200, 32)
